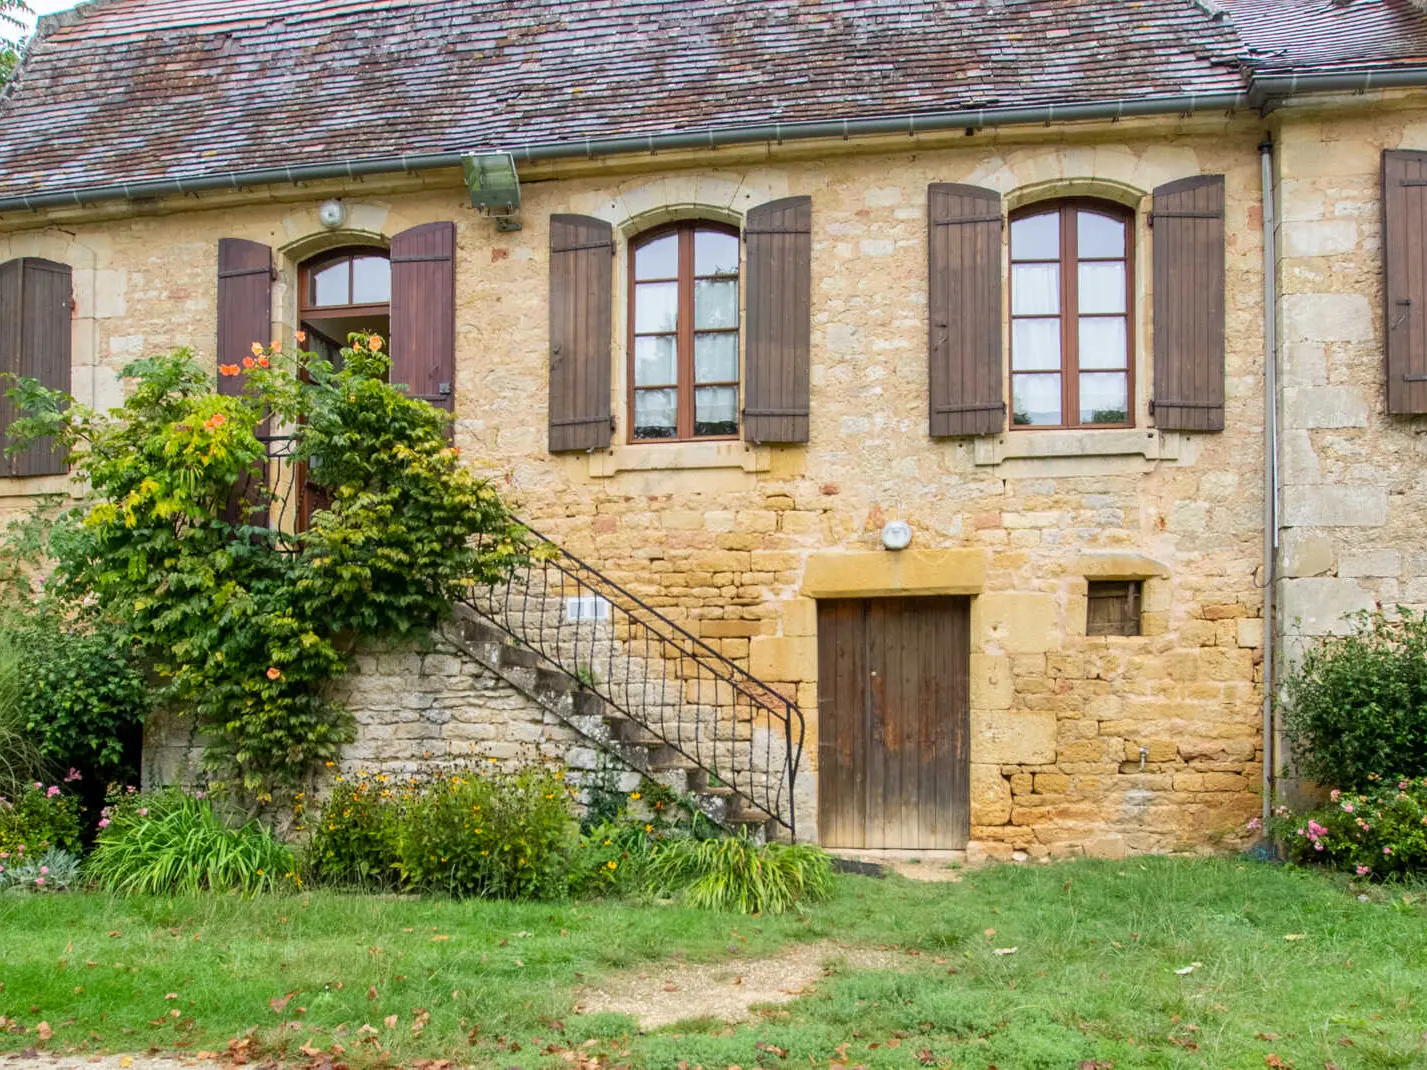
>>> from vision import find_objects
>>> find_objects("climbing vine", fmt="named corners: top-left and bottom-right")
top-left (7, 336), bottom-right (524, 800)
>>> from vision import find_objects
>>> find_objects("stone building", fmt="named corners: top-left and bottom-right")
top-left (3, 0), bottom-right (1426, 858)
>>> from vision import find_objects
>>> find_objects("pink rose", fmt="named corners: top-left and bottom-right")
top-left (1330, 789), bottom-right (1341, 802)
top-left (46, 785), bottom-right (60, 798)
top-left (97, 818), bottom-right (110, 828)
top-left (137, 808), bottom-right (148, 817)
top-left (1356, 865), bottom-right (1371, 876)
top-left (33, 877), bottom-right (44, 886)
top-left (1384, 846), bottom-right (1393, 855)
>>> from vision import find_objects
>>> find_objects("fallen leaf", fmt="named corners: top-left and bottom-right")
top-left (918, 1050), bottom-right (935, 1066)
top-left (366, 986), bottom-right (377, 1001)
top-left (1264, 1056), bottom-right (1292, 1069)
top-left (34, 1023), bottom-right (51, 1041)
top-left (1174, 961), bottom-right (1204, 975)
top-left (432, 935), bottom-right (450, 942)
top-left (383, 1016), bottom-right (398, 1030)
top-left (992, 947), bottom-right (1018, 956)
top-left (1257, 1033), bottom-right (1280, 1041)
top-left (1284, 934), bottom-right (1306, 941)
top-left (165, 993), bottom-right (178, 1001)
top-left (119, 1059), bottom-right (133, 1068)
top-left (269, 993), bottom-right (295, 1015)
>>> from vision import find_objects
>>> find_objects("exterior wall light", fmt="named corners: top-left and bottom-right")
top-left (318, 199), bottom-right (347, 229)
top-left (881, 520), bottom-right (913, 551)
top-left (462, 151), bottom-right (522, 231)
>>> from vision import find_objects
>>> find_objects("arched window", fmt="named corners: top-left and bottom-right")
top-left (1009, 200), bottom-right (1133, 428)
top-left (628, 222), bottom-right (740, 441)
top-left (298, 247), bottom-right (391, 360)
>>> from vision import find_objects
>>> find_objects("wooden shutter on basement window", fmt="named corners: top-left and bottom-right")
top-left (216, 238), bottom-right (273, 397)
top-left (744, 195), bottom-right (812, 444)
top-left (0, 258), bottom-right (71, 477)
top-left (927, 183), bottom-right (1005, 436)
top-left (548, 214), bottom-right (613, 452)
top-left (390, 222), bottom-right (457, 412)
top-left (1151, 174), bottom-right (1226, 431)
top-left (1382, 150), bottom-right (1427, 414)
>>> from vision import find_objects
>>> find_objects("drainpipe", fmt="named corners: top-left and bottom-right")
top-left (1258, 135), bottom-right (1279, 828)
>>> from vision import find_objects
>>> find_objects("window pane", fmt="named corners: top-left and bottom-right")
top-left (1078, 316), bottom-right (1128, 369)
top-left (635, 234), bottom-right (678, 280)
top-left (1077, 212), bottom-right (1125, 259)
top-left (1011, 212), bottom-right (1059, 260)
top-left (1011, 318), bottom-right (1060, 371)
top-left (1079, 371), bottom-right (1129, 425)
top-left (634, 335), bottom-right (677, 386)
top-left (633, 388), bottom-right (678, 438)
top-left (1011, 263), bottom-right (1059, 315)
top-left (695, 230), bottom-right (739, 276)
top-left (694, 386), bottom-right (738, 437)
top-left (694, 279), bottom-right (738, 329)
top-left (695, 332), bottom-right (738, 382)
top-left (635, 281), bottom-right (679, 333)
top-left (1078, 262), bottom-right (1126, 314)
top-left (311, 261), bottom-right (349, 306)
top-left (350, 256), bottom-right (391, 304)
top-left (1012, 374), bottom-right (1061, 426)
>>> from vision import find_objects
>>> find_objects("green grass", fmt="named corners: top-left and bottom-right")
top-left (1, 858), bottom-right (1424, 1068)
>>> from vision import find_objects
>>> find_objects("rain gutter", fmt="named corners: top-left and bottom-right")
top-left (1258, 135), bottom-right (1279, 829)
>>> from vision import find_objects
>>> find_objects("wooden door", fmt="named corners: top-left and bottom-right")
top-left (816, 596), bottom-right (970, 849)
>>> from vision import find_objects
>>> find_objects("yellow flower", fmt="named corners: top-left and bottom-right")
top-left (606, 860), bottom-right (618, 871)
top-left (250, 342), bottom-right (263, 357)
top-left (629, 792), bottom-right (641, 801)
top-left (645, 824), bottom-right (654, 833)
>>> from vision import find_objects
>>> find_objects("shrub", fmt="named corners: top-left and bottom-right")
top-left (0, 783), bottom-right (82, 856)
top-left (1271, 777), bottom-right (1427, 880)
top-left (0, 847), bottom-right (81, 892)
top-left (395, 764), bottom-right (578, 899)
top-left (1282, 608), bottom-right (1427, 789)
top-left (0, 630), bottom-right (45, 798)
top-left (306, 777), bottom-right (400, 888)
top-left (86, 788), bottom-right (297, 895)
top-left (643, 835), bottom-right (834, 915)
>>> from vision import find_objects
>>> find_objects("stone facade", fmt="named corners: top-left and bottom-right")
top-left (17, 96), bottom-right (1423, 856)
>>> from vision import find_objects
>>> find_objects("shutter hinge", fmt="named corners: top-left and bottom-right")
top-left (743, 407), bottom-right (810, 417)
top-left (1150, 398), bottom-right (1222, 412)
top-left (744, 228), bottom-right (811, 238)
top-left (1402, 375), bottom-right (1427, 382)
top-left (552, 240), bottom-right (615, 254)
top-left (1393, 298), bottom-right (1412, 330)
top-left (934, 402), bottom-right (1006, 414)
top-left (931, 215), bottom-right (1003, 226)
top-left (1401, 179), bottom-right (1427, 187)
top-left (390, 254), bottom-right (452, 264)
top-left (550, 415), bottom-right (613, 428)
top-left (1148, 210), bottom-right (1223, 227)
top-left (218, 265), bottom-right (276, 280)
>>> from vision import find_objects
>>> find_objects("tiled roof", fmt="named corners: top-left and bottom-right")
top-left (0, 0), bottom-right (1421, 202)
top-left (1221, 0), bottom-right (1427, 72)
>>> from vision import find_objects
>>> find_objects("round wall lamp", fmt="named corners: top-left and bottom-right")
top-left (881, 520), bottom-right (913, 551)
top-left (318, 199), bottom-right (347, 229)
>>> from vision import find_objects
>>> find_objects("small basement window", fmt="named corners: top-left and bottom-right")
top-left (1086, 580), bottom-right (1142, 636)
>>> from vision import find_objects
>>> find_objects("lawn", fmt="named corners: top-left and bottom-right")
top-left (1, 858), bottom-right (1424, 1069)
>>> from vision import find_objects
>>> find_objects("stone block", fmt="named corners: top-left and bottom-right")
top-left (971, 708), bottom-right (1056, 764)
top-left (1279, 531), bottom-right (1336, 577)
top-left (1281, 485), bottom-right (1388, 528)
top-left (970, 764), bottom-right (1012, 825)
top-left (1281, 293), bottom-right (1374, 344)
top-left (1083, 835), bottom-right (1128, 860)
top-left (800, 547), bottom-right (986, 598)
top-left (1236, 618), bottom-right (1264, 648)
top-left (976, 592), bottom-right (1060, 654)
top-left (782, 598), bottom-right (817, 637)
top-left (1283, 386), bottom-right (1369, 430)
top-left (970, 653), bottom-right (1013, 710)
top-left (1075, 551), bottom-right (1170, 579)
top-left (1339, 549), bottom-right (1400, 578)
top-left (1279, 577), bottom-right (1376, 637)
top-left (1033, 772), bottom-right (1071, 794)
top-left (1281, 219), bottom-right (1358, 259)
top-left (749, 636), bottom-right (817, 681)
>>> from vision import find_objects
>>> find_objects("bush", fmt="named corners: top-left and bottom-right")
top-left (1282, 608), bottom-right (1427, 789)
top-left (395, 764), bottom-right (577, 899)
top-left (306, 777), bottom-right (400, 888)
top-left (0, 783), bottom-right (82, 857)
top-left (643, 836), bottom-right (834, 915)
top-left (86, 788), bottom-right (297, 895)
top-left (0, 630), bottom-right (45, 798)
top-left (1272, 777), bottom-right (1427, 880)
top-left (0, 847), bottom-right (81, 892)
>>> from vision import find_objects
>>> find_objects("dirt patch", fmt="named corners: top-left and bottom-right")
top-left (573, 941), bottom-right (925, 1030)
top-left (3, 1057), bottom-right (198, 1070)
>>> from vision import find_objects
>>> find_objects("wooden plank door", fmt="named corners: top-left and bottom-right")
top-left (816, 596), bottom-right (970, 849)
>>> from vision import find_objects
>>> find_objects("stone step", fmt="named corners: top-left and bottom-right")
top-left (498, 642), bottom-right (542, 669)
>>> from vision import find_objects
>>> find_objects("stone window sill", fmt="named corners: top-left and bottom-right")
top-left (588, 440), bottom-right (771, 478)
top-left (972, 428), bottom-right (1180, 466)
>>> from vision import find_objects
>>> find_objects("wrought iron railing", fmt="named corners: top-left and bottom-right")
top-left (231, 435), bottom-right (806, 835)
top-left (464, 523), bottom-right (806, 837)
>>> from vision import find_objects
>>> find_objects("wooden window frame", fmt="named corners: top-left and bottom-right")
top-left (1009, 198), bottom-right (1135, 431)
top-left (298, 247), bottom-right (391, 327)
top-left (1086, 580), bottom-right (1143, 637)
top-left (627, 220), bottom-right (741, 443)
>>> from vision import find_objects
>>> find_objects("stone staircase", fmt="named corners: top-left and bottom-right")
top-left (456, 524), bottom-right (805, 839)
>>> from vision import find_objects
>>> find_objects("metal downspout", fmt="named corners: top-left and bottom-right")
top-left (1259, 136), bottom-right (1279, 828)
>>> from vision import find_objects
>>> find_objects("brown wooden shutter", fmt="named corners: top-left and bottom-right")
top-left (216, 238), bottom-right (273, 397)
top-left (390, 222), bottom-right (456, 412)
top-left (548, 214), bottom-right (613, 452)
top-left (743, 195), bottom-right (812, 444)
top-left (1151, 175), bottom-right (1226, 431)
top-left (927, 184), bottom-right (1004, 436)
top-left (1383, 150), bottom-right (1427, 414)
top-left (0, 257), bottom-right (71, 476)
